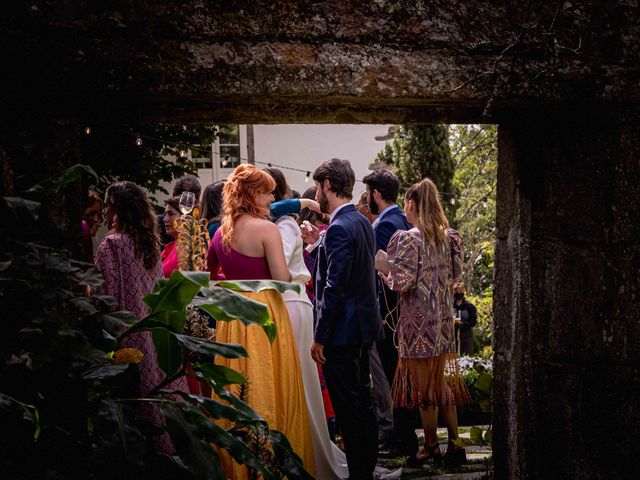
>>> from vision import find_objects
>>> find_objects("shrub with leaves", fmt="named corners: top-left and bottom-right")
top-left (0, 165), bottom-right (311, 480)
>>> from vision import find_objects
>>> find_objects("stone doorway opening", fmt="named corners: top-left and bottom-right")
top-left (3, 2), bottom-right (639, 478)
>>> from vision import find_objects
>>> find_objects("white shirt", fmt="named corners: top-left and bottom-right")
top-left (275, 216), bottom-right (311, 286)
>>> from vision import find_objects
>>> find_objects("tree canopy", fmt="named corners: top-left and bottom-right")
top-left (376, 124), bottom-right (456, 219)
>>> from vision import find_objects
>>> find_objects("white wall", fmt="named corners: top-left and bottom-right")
top-left (155, 124), bottom-right (391, 205)
top-left (252, 124), bottom-right (391, 197)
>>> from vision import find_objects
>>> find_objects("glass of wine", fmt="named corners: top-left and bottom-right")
top-left (179, 191), bottom-right (196, 215)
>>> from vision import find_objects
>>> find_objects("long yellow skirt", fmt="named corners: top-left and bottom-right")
top-left (214, 290), bottom-right (315, 478)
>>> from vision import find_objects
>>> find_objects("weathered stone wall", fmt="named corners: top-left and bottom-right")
top-left (2, 1), bottom-right (640, 124)
top-left (2, 2), bottom-right (640, 479)
top-left (495, 107), bottom-right (640, 479)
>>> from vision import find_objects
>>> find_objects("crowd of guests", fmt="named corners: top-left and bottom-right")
top-left (85, 158), bottom-right (472, 480)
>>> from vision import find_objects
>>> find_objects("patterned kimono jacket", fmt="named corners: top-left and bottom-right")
top-left (386, 227), bottom-right (468, 407)
top-left (387, 227), bottom-right (464, 359)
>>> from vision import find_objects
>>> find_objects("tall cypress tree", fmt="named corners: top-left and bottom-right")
top-left (389, 124), bottom-right (456, 220)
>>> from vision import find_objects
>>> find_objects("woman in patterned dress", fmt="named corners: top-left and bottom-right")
top-left (95, 181), bottom-right (189, 453)
top-left (379, 177), bottom-right (470, 468)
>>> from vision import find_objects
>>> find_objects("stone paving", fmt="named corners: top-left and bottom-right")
top-left (375, 427), bottom-right (493, 480)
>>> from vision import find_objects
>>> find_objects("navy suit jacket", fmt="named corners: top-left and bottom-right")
top-left (314, 204), bottom-right (381, 346)
top-left (374, 205), bottom-right (412, 255)
top-left (374, 205), bottom-right (411, 292)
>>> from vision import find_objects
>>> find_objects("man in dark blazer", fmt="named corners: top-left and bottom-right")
top-left (303, 158), bottom-right (380, 480)
top-left (363, 169), bottom-right (418, 458)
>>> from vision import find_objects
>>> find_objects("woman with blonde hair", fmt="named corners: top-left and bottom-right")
top-left (379, 177), bottom-right (470, 468)
top-left (206, 164), bottom-right (315, 478)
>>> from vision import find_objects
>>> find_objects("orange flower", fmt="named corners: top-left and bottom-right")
top-left (193, 207), bottom-right (200, 219)
top-left (113, 348), bottom-right (144, 364)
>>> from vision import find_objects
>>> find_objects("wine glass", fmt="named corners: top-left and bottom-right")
top-left (179, 191), bottom-right (195, 215)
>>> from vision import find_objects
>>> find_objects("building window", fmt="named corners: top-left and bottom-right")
top-left (218, 124), bottom-right (241, 169)
top-left (191, 124), bottom-right (241, 170)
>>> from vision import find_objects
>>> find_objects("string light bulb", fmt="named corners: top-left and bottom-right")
top-left (222, 154), bottom-right (230, 167)
top-left (178, 148), bottom-right (187, 158)
top-left (84, 126), bottom-right (92, 135)
top-left (135, 134), bottom-right (143, 146)
top-left (305, 171), bottom-right (311, 183)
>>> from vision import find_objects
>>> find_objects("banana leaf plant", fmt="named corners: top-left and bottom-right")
top-left (0, 164), bottom-right (312, 480)
top-left (119, 270), bottom-right (308, 479)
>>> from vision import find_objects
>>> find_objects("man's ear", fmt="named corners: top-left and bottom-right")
top-left (323, 178), bottom-right (331, 193)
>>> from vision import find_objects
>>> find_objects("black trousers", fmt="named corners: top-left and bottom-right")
top-left (323, 344), bottom-right (378, 480)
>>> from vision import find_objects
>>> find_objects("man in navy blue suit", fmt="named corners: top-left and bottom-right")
top-left (303, 159), bottom-right (380, 480)
top-left (363, 169), bottom-right (418, 458)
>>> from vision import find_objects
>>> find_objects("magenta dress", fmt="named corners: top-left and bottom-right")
top-left (95, 232), bottom-right (189, 453)
top-left (161, 241), bottom-right (179, 278)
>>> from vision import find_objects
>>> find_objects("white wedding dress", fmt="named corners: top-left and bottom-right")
top-left (276, 215), bottom-right (349, 480)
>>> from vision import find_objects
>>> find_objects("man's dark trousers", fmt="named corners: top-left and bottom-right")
top-left (323, 344), bottom-right (378, 480)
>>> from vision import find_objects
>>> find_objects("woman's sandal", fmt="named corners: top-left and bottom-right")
top-left (443, 440), bottom-right (467, 467)
top-left (405, 442), bottom-right (442, 468)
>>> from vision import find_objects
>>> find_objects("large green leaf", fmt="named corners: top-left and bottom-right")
top-left (270, 430), bottom-right (315, 480)
top-left (470, 426), bottom-right (484, 445)
top-left (1, 197), bottom-right (41, 223)
top-left (0, 393), bottom-right (40, 440)
top-left (205, 421), bottom-right (276, 479)
top-left (216, 279), bottom-right (300, 295)
top-left (80, 363), bottom-right (129, 380)
top-left (192, 362), bottom-right (247, 387)
top-left (196, 286), bottom-right (276, 343)
top-left (160, 403), bottom-right (225, 479)
top-left (151, 328), bottom-right (183, 377)
top-left (143, 270), bottom-right (210, 315)
top-left (161, 403), bottom-right (277, 480)
top-left (172, 333), bottom-right (247, 359)
top-left (95, 310), bottom-right (138, 337)
top-left (474, 372), bottom-right (493, 394)
top-left (26, 164), bottom-right (98, 194)
top-left (172, 391), bottom-right (261, 424)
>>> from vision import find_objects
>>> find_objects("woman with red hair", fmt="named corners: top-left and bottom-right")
top-left (207, 164), bottom-right (315, 478)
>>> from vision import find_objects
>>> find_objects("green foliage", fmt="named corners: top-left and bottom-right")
top-left (375, 124), bottom-right (456, 220)
top-left (450, 124), bottom-right (497, 296)
top-left (458, 355), bottom-right (493, 429)
top-left (466, 291), bottom-right (494, 350)
top-left (80, 124), bottom-right (217, 199)
top-left (0, 168), bottom-right (311, 479)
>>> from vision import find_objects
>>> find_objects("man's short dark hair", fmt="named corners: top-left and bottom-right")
top-left (173, 175), bottom-right (202, 200)
top-left (362, 169), bottom-right (400, 203)
top-left (312, 158), bottom-right (355, 199)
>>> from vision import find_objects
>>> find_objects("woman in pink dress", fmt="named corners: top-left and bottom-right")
top-left (207, 164), bottom-right (315, 478)
top-left (95, 181), bottom-right (188, 453)
top-left (160, 197), bottom-right (182, 277)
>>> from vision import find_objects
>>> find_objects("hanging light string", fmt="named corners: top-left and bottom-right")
top-left (121, 130), bottom-right (363, 184)
top-left (83, 127), bottom-right (456, 194)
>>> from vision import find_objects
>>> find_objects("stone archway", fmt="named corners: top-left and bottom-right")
top-left (2, 3), bottom-right (639, 479)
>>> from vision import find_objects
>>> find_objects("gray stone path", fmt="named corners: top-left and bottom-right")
top-left (375, 427), bottom-right (493, 480)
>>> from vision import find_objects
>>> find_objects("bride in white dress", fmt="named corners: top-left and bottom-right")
top-left (265, 168), bottom-right (349, 479)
